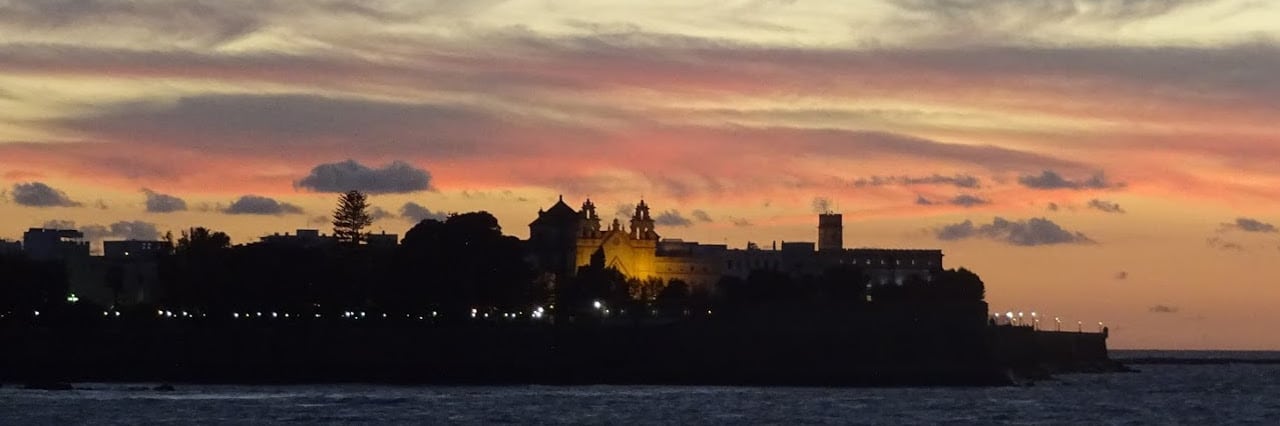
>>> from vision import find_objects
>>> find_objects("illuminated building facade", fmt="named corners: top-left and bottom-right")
top-left (529, 198), bottom-right (944, 292)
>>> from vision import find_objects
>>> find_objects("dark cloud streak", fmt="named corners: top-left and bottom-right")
top-left (1018, 170), bottom-right (1122, 190)
top-left (142, 188), bottom-right (187, 212)
top-left (400, 202), bottom-right (448, 222)
top-left (917, 194), bottom-right (990, 207)
top-left (854, 173), bottom-right (982, 189)
top-left (296, 159), bottom-right (432, 194)
top-left (223, 195), bottom-right (303, 215)
top-left (655, 210), bottom-right (693, 227)
top-left (1087, 199), bottom-right (1125, 213)
top-left (935, 217), bottom-right (1094, 246)
top-left (1221, 217), bottom-right (1277, 233)
top-left (10, 182), bottom-right (80, 207)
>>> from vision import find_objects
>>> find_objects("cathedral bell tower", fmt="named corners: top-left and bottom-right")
top-left (581, 198), bottom-right (602, 238)
top-left (630, 199), bottom-right (658, 240)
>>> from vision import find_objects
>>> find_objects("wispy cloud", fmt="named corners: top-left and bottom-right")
top-left (917, 193), bottom-right (990, 207)
top-left (691, 209), bottom-right (713, 223)
top-left (1206, 237), bottom-right (1245, 251)
top-left (853, 173), bottom-right (982, 189)
top-left (1087, 199), bottom-right (1125, 214)
top-left (1018, 170), bottom-right (1123, 190)
top-left (1221, 217), bottom-right (1277, 233)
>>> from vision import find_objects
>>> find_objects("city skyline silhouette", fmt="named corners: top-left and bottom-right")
top-left (3, 1), bottom-right (1280, 353)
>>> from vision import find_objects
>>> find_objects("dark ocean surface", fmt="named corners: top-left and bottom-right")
top-left (3, 352), bottom-right (1278, 424)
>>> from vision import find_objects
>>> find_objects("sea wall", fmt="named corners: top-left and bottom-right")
top-left (989, 326), bottom-right (1118, 376)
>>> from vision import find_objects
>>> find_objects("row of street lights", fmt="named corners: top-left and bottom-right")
top-left (997, 311), bottom-right (1105, 333)
top-left (18, 300), bottom-right (711, 323)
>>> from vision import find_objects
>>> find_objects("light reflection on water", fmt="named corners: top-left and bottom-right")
top-left (3, 364), bottom-right (1279, 424)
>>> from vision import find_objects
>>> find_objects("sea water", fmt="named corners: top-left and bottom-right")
top-left (2, 358), bottom-right (1277, 424)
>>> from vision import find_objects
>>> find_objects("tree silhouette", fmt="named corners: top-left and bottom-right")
top-left (177, 227), bottom-right (231, 253)
top-left (655, 279), bottom-right (690, 315)
top-left (333, 190), bottom-right (373, 244)
top-left (935, 267), bottom-right (985, 301)
top-left (867, 268), bottom-right (986, 304)
top-left (628, 277), bottom-right (666, 303)
top-left (164, 227), bottom-right (232, 311)
top-left (557, 250), bottom-right (629, 315)
top-left (392, 212), bottom-right (534, 315)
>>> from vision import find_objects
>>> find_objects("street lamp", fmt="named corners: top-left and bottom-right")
top-left (1055, 317), bottom-right (1061, 332)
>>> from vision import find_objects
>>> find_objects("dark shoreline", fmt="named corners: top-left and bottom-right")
top-left (1114, 358), bottom-right (1280, 365)
top-left (1, 306), bottom-right (1120, 387)
top-left (1110, 350), bottom-right (1280, 365)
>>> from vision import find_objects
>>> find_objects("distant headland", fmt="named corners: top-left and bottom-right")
top-left (0, 191), bottom-right (1122, 386)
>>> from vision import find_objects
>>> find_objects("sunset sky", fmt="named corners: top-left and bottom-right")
top-left (2, 0), bottom-right (1279, 349)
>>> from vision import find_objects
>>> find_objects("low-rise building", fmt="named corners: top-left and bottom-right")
top-left (366, 232), bottom-right (399, 247)
top-left (22, 228), bottom-right (89, 261)
top-left (258, 229), bottom-right (339, 248)
top-left (0, 239), bottom-right (21, 255)
top-left (104, 240), bottom-right (174, 259)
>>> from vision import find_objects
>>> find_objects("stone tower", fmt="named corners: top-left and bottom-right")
top-left (630, 200), bottom-right (658, 240)
top-left (818, 213), bottom-right (843, 252)
top-left (580, 198), bottom-right (602, 237)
